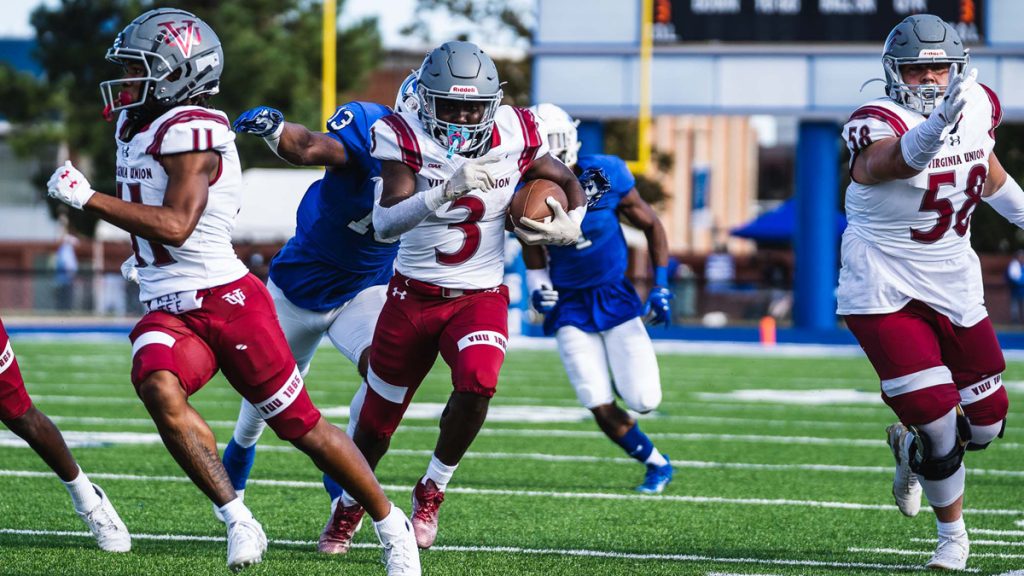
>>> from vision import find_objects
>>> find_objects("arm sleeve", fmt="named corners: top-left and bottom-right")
top-left (149, 109), bottom-right (235, 156)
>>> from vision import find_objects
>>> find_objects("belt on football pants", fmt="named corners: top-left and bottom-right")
top-left (395, 271), bottom-right (499, 299)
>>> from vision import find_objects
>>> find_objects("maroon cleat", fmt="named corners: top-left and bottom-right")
top-left (317, 501), bottom-right (365, 554)
top-left (411, 478), bottom-right (445, 549)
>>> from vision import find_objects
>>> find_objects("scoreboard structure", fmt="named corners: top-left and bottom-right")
top-left (532, 0), bottom-right (1024, 331)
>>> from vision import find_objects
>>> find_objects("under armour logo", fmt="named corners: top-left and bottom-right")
top-left (222, 288), bottom-right (246, 306)
top-left (392, 287), bottom-right (407, 300)
top-left (122, 145), bottom-right (130, 158)
top-left (948, 135), bottom-right (961, 146)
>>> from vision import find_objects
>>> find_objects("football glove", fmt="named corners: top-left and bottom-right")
top-left (901, 68), bottom-right (977, 171)
top-left (232, 106), bottom-right (285, 137)
top-left (120, 256), bottom-right (139, 284)
top-left (514, 198), bottom-right (585, 246)
top-left (643, 286), bottom-right (673, 327)
top-left (531, 286), bottom-right (559, 314)
top-left (47, 161), bottom-right (96, 210)
top-left (934, 67), bottom-right (976, 126)
top-left (426, 156), bottom-right (503, 210)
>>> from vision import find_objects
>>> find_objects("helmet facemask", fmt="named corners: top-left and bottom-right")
top-left (417, 86), bottom-right (502, 158)
top-left (883, 55), bottom-right (968, 115)
top-left (100, 49), bottom-right (174, 120)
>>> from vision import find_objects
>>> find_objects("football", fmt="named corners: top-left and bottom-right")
top-left (505, 179), bottom-right (569, 232)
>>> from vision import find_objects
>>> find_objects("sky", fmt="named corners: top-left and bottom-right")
top-left (1, 0), bottom-right (527, 55)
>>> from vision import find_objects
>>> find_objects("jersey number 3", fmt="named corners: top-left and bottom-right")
top-left (436, 196), bottom-right (485, 266)
top-left (911, 164), bottom-right (988, 244)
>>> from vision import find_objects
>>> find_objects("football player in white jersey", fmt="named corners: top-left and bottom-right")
top-left (45, 9), bottom-right (419, 575)
top-left (316, 41), bottom-right (586, 550)
top-left (838, 14), bottom-right (1016, 571)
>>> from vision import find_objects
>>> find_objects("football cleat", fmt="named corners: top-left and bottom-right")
top-left (886, 422), bottom-right (923, 517)
top-left (636, 457), bottom-right (674, 494)
top-left (411, 478), bottom-right (445, 549)
top-left (77, 484), bottom-right (131, 552)
top-left (926, 531), bottom-right (970, 570)
top-left (226, 517), bottom-right (267, 573)
top-left (374, 505), bottom-right (422, 576)
top-left (318, 499), bottom-right (365, 554)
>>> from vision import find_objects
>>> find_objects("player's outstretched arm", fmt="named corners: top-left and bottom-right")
top-left (233, 106), bottom-right (348, 168)
top-left (854, 69), bottom-right (976, 185)
top-left (982, 152), bottom-right (1024, 228)
top-left (618, 188), bottom-right (673, 326)
top-left (51, 152), bottom-right (215, 247)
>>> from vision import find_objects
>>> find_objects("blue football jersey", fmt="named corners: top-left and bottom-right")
top-left (269, 102), bottom-right (399, 312)
top-left (542, 154), bottom-right (643, 335)
top-left (547, 154), bottom-right (636, 290)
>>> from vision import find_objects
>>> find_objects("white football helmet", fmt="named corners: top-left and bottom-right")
top-left (530, 103), bottom-right (580, 168)
top-left (395, 71), bottom-right (420, 114)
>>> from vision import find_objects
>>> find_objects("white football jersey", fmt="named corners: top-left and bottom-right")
top-left (115, 106), bottom-right (248, 301)
top-left (371, 106), bottom-right (549, 289)
top-left (837, 84), bottom-right (1002, 325)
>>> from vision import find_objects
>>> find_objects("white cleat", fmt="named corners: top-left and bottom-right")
top-left (77, 484), bottom-right (131, 553)
top-left (886, 422), bottom-right (923, 517)
top-left (926, 532), bottom-right (970, 571)
top-left (226, 517), bottom-right (267, 573)
top-left (375, 506), bottom-right (422, 576)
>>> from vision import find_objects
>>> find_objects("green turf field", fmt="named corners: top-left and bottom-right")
top-left (0, 339), bottom-right (1021, 575)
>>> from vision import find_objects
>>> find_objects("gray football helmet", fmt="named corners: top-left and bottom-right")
top-left (882, 14), bottom-right (968, 115)
top-left (100, 8), bottom-right (223, 117)
top-left (416, 41), bottom-right (503, 156)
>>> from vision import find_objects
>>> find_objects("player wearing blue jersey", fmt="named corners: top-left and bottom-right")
top-left (525, 104), bottom-right (674, 493)
top-left (219, 78), bottom-right (419, 554)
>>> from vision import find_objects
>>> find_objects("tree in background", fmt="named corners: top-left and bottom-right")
top-left (28, 0), bottom-right (381, 237)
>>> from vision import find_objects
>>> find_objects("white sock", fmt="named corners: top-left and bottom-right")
top-left (217, 497), bottom-right (254, 526)
top-left (937, 516), bottom-right (967, 539)
top-left (63, 467), bottom-right (102, 513)
top-left (373, 503), bottom-right (411, 540)
top-left (340, 491), bottom-right (359, 508)
top-left (423, 454), bottom-right (458, 492)
top-left (645, 447), bottom-right (668, 467)
top-left (233, 401), bottom-right (267, 448)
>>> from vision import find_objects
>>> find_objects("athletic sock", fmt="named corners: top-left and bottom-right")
top-left (616, 422), bottom-right (666, 466)
top-left (322, 473), bottom-right (345, 502)
top-left (222, 438), bottom-right (256, 491)
top-left (218, 497), bottom-right (254, 526)
top-left (423, 454), bottom-right (458, 492)
top-left (63, 467), bottom-right (102, 513)
top-left (937, 516), bottom-right (967, 539)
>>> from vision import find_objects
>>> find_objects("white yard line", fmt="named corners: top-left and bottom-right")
top-left (973, 529), bottom-right (1024, 537)
top-left (0, 468), bottom-right (1019, 516)
top-left (849, 547), bottom-right (1024, 560)
top-left (911, 538), bottom-right (1024, 547)
top-left (0, 528), bottom-right (944, 572)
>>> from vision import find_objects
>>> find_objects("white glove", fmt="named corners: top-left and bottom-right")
top-left (435, 157), bottom-right (502, 205)
top-left (514, 197), bottom-right (586, 246)
top-left (120, 256), bottom-right (139, 284)
top-left (46, 161), bottom-right (96, 210)
top-left (901, 68), bottom-right (977, 171)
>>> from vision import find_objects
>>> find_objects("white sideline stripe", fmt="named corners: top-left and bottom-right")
top-left (911, 538), bottom-right (1024, 548)
top-left (849, 547), bottom-right (1024, 560)
top-left (0, 468), bottom-right (1019, 516)
top-left (0, 528), bottom-right (940, 572)
top-left (973, 529), bottom-right (1024, 537)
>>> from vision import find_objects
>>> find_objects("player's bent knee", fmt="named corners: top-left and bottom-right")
top-left (252, 367), bottom-right (321, 441)
top-left (624, 388), bottom-right (662, 414)
top-left (908, 413), bottom-right (971, 481)
top-left (454, 364), bottom-right (500, 398)
top-left (967, 419), bottom-right (1006, 451)
top-left (135, 370), bottom-right (186, 406)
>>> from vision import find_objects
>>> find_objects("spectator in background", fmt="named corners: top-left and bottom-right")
top-left (1007, 250), bottom-right (1024, 324)
top-left (54, 223), bottom-right (79, 311)
top-left (704, 244), bottom-right (735, 293)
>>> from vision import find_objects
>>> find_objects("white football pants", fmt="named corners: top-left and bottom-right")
top-left (554, 317), bottom-right (662, 413)
top-left (231, 280), bottom-right (387, 447)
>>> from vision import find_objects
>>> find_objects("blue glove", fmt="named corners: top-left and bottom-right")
top-left (232, 106), bottom-right (284, 137)
top-left (643, 286), bottom-right (673, 327)
top-left (531, 286), bottom-right (559, 314)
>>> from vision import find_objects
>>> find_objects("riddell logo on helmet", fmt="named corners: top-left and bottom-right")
top-left (450, 85), bottom-right (479, 94)
top-left (159, 21), bottom-right (202, 58)
top-left (918, 49), bottom-right (948, 57)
